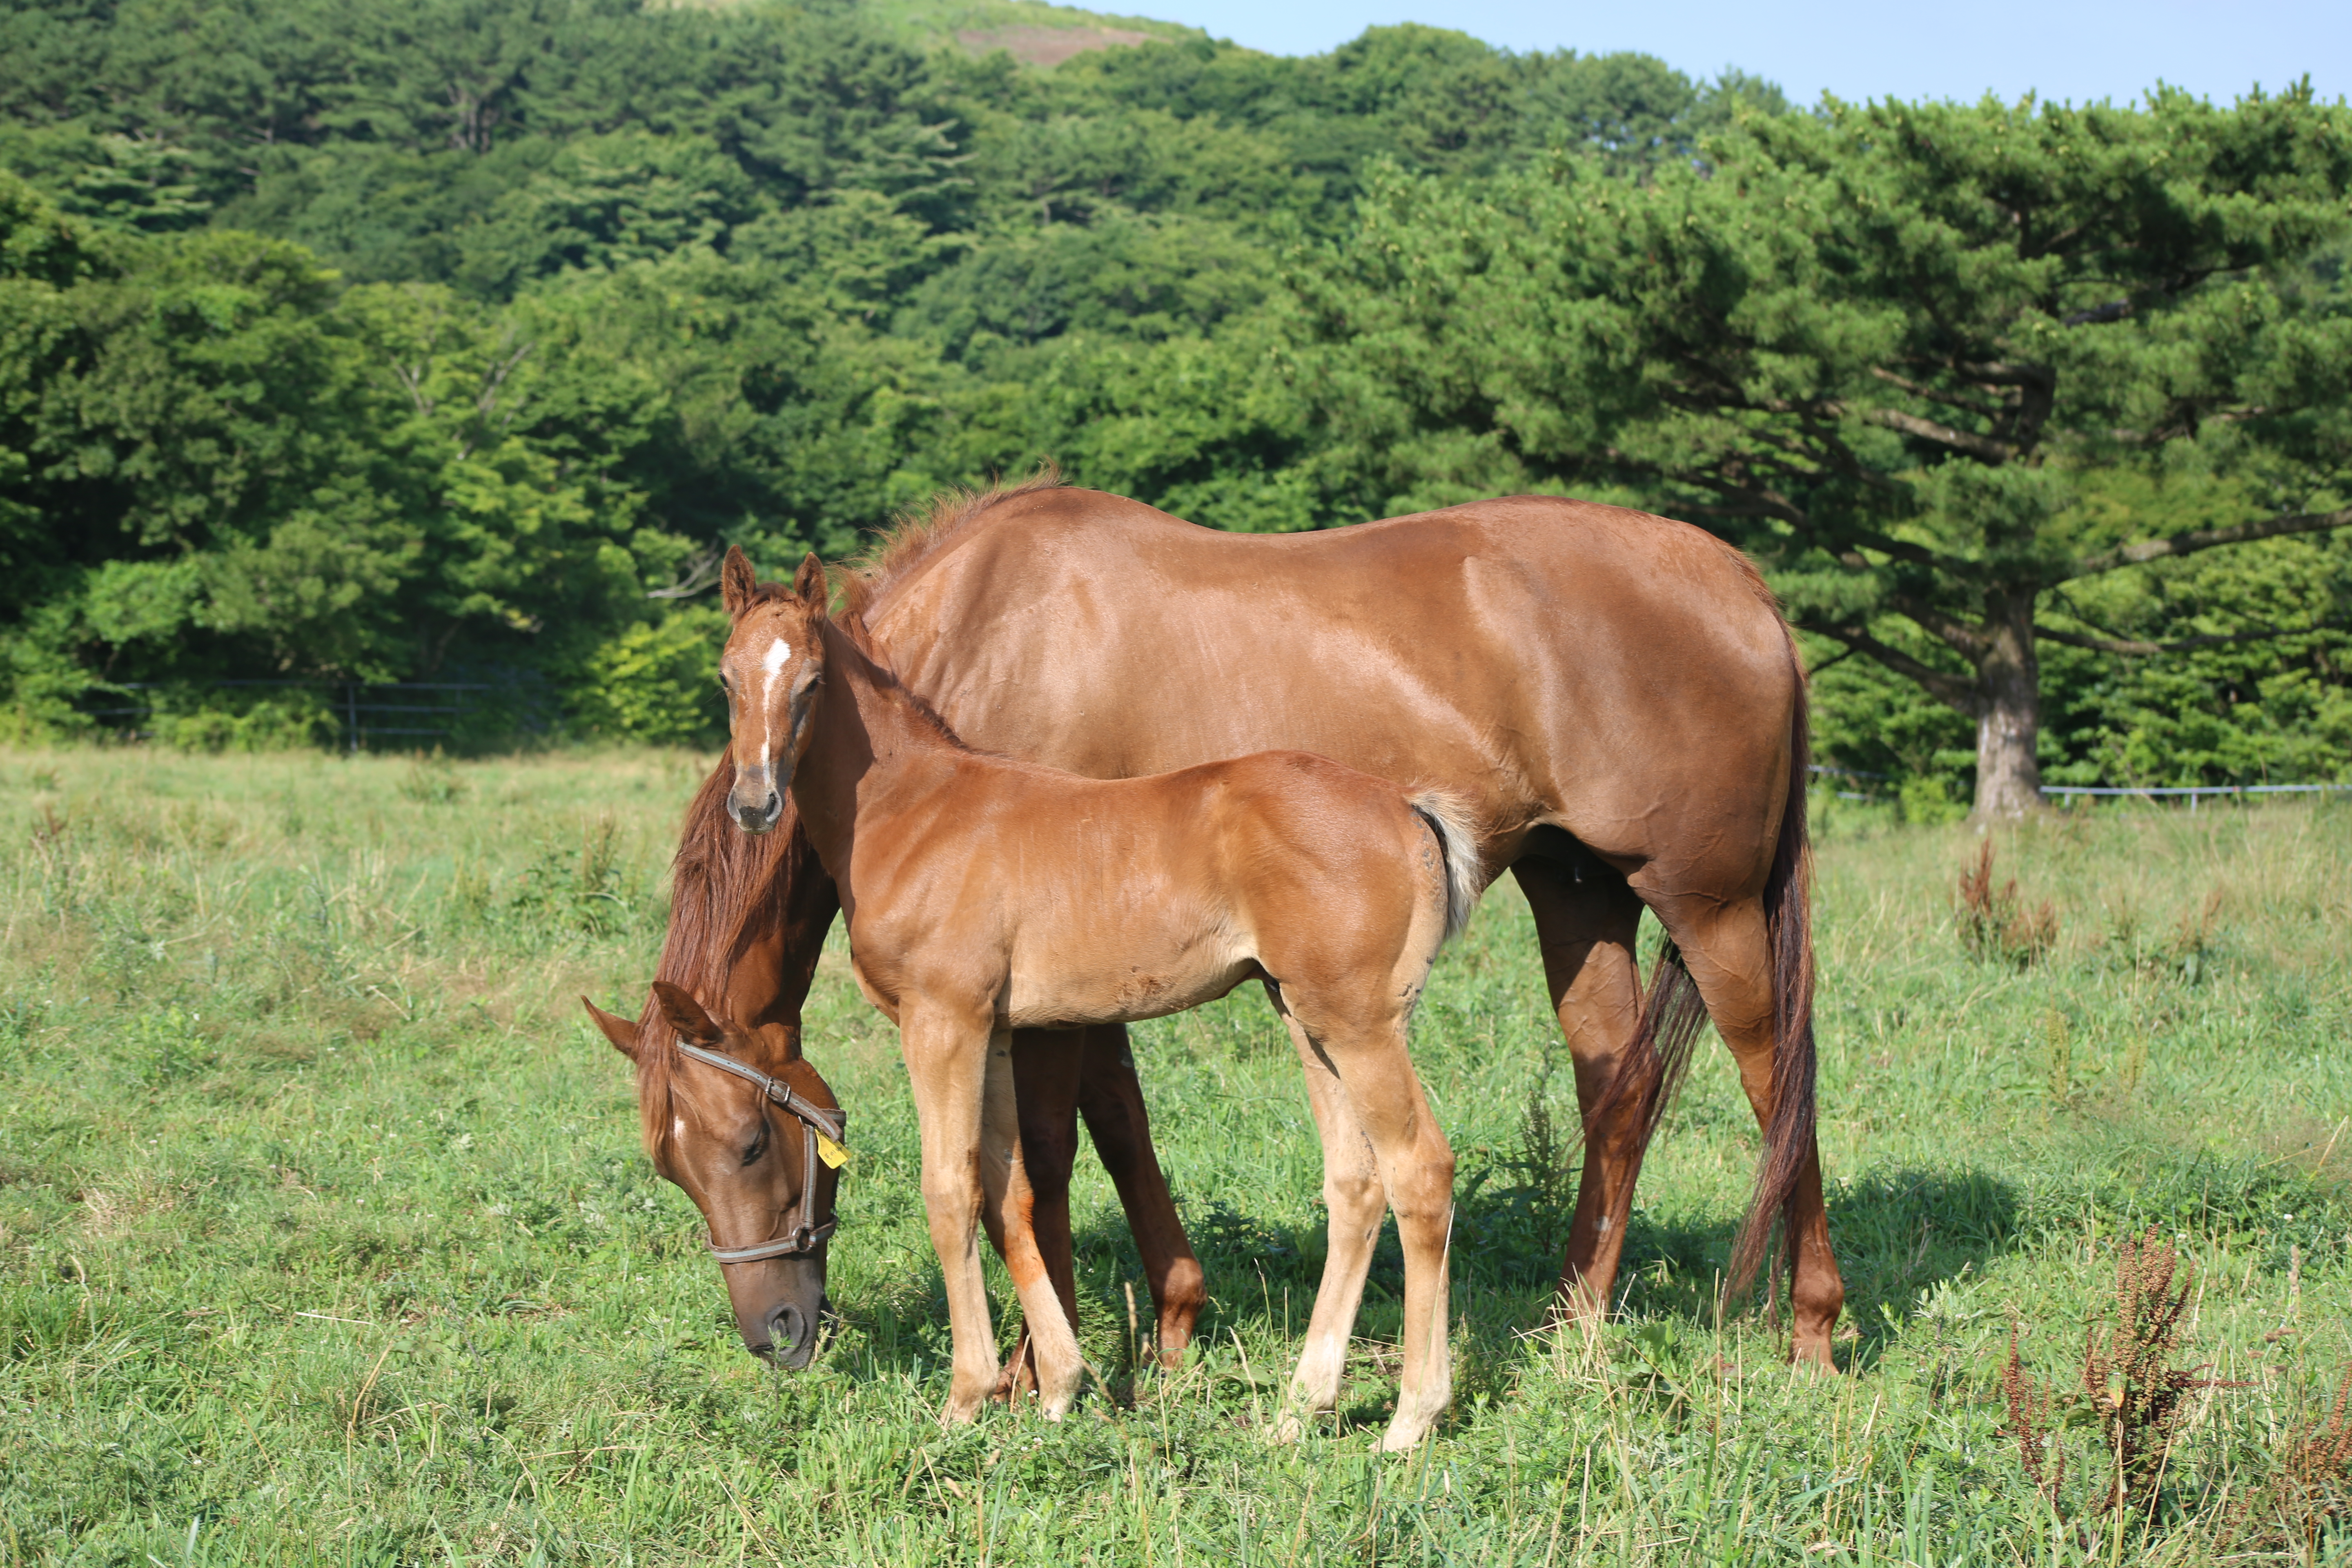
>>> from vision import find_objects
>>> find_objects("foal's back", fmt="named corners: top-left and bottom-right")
top-left (849, 747), bottom-right (1448, 1033)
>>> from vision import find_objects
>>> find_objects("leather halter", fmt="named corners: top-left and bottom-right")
top-left (674, 1040), bottom-right (848, 1263)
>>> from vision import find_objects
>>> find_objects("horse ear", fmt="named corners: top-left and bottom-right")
top-left (580, 997), bottom-right (641, 1060)
top-left (650, 982), bottom-right (725, 1047)
top-left (752, 1022), bottom-right (802, 1065)
top-left (721, 546), bottom-right (756, 617)
top-left (792, 552), bottom-right (827, 607)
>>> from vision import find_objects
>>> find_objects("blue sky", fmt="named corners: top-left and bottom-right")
top-left (1123, 0), bottom-right (2350, 108)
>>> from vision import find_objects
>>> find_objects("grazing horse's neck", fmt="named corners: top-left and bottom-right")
top-left (788, 617), bottom-right (962, 884)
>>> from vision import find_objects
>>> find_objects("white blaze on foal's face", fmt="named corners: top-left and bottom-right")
top-left (759, 633), bottom-right (791, 769)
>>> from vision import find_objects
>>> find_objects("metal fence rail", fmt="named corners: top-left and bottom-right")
top-left (2044, 782), bottom-right (2352, 811)
top-left (1804, 766), bottom-right (2350, 810)
top-left (86, 679), bottom-right (493, 752)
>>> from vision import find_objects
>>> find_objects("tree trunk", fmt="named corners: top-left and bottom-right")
top-left (1972, 587), bottom-right (2043, 818)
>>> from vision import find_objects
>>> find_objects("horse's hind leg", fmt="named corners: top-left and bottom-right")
top-left (1267, 987), bottom-right (1385, 1439)
top-left (1075, 1023), bottom-right (1205, 1367)
top-left (1513, 858), bottom-right (1649, 1323)
top-left (1654, 895), bottom-right (1843, 1368)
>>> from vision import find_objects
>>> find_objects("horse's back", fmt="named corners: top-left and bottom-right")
top-left (871, 489), bottom-right (1799, 889)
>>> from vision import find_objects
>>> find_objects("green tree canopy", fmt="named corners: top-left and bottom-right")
top-left (1296, 89), bottom-right (2352, 813)
top-left (8, 0), bottom-right (2348, 775)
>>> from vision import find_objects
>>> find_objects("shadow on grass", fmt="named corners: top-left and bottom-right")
top-left (1595, 1166), bottom-right (2023, 1372)
top-left (823, 1162), bottom-right (2025, 1391)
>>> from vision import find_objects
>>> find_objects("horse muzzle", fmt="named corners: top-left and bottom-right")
top-left (744, 1292), bottom-right (836, 1371)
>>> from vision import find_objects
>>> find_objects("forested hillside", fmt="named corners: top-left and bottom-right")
top-left (2, 0), bottom-right (2347, 803)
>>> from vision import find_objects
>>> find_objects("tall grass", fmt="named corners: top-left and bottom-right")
top-left (1, 750), bottom-right (2346, 1564)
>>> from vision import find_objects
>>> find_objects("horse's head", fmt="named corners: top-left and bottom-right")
top-left (718, 547), bottom-right (831, 835)
top-left (582, 982), bottom-right (846, 1370)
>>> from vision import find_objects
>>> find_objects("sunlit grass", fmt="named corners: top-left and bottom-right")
top-left (1, 748), bottom-right (2346, 1564)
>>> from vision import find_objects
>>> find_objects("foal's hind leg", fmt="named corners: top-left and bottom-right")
top-left (1267, 987), bottom-right (1385, 1439)
top-left (1281, 992), bottom-right (1457, 1452)
top-left (1514, 859), bottom-right (1648, 1325)
top-left (1651, 896), bottom-right (1844, 1368)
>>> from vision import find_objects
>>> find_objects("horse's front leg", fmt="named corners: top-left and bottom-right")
top-left (1076, 1023), bottom-right (1205, 1368)
top-left (900, 1005), bottom-right (1005, 1421)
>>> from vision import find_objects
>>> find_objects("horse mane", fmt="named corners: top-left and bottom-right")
top-left (634, 754), bottom-right (797, 1159)
top-left (837, 463), bottom-right (1064, 619)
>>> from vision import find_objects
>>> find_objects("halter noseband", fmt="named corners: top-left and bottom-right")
top-left (674, 1040), bottom-right (848, 1263)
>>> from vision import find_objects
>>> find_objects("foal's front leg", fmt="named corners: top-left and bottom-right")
top-left (903, 1007), bottom-right (1088, 1422)
top-left (975, 1029), bottom-right (1086, 1417)
top-left (900, 1006), bottom-right (1003, 1421)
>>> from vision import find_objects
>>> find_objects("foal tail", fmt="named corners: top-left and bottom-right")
top-left (1407, 789), bottom-right (1482, 945)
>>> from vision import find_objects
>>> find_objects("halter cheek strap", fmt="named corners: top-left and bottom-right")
top-left (675, 1040), bottom-right (847, 1263)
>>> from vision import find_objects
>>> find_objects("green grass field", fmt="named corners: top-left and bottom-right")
top-left (2, 747), bottom-right (2347, 1565)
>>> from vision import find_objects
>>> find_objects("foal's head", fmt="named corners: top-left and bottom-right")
top-left (717, 547), bottom-right (831, 835)
top-left (582, 984), bottom-right (844, 1369)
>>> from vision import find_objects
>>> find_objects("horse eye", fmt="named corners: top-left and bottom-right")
top-left (742, 1120), bottom-right (769, 1167)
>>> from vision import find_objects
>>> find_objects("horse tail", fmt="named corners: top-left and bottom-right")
top-left (1588, 939), bottom-right (1710, 1176)
top-left (1726, 650), bottom-right (1818, 1294)
top-left (1407, 789), bottom-right (1482, 944)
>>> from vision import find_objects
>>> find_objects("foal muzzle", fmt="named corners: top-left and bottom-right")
top-left (728, 772), bottom-right (782, 834)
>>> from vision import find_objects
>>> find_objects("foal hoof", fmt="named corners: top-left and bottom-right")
top-left (941, 1376), bottom-right (993, 1426)
top-left (1379, 1419), bottom-right (1432, 1453)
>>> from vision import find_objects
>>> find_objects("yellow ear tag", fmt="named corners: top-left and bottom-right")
top-left (815, 1133), bottom-right (851, 1169)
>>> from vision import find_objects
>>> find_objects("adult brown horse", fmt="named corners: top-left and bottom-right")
top-left (637, 477), bottom-right (1844, 1374)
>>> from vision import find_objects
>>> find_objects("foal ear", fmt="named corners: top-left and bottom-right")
top-left (650, 981), bottom-right (726, 1047)
top-left (721, 546), bottom-right (757, 617)
top-left (580, 996), bottom-right (641, 1061)
top-left (791, 552), bottom-right (828, 608)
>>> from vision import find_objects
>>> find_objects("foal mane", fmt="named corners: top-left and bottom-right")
top-left (635, 478), bottom-right (1055, 1152)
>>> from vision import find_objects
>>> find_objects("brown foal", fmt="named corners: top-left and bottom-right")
top-left (720, 551), bottom-right (1476, 1448)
